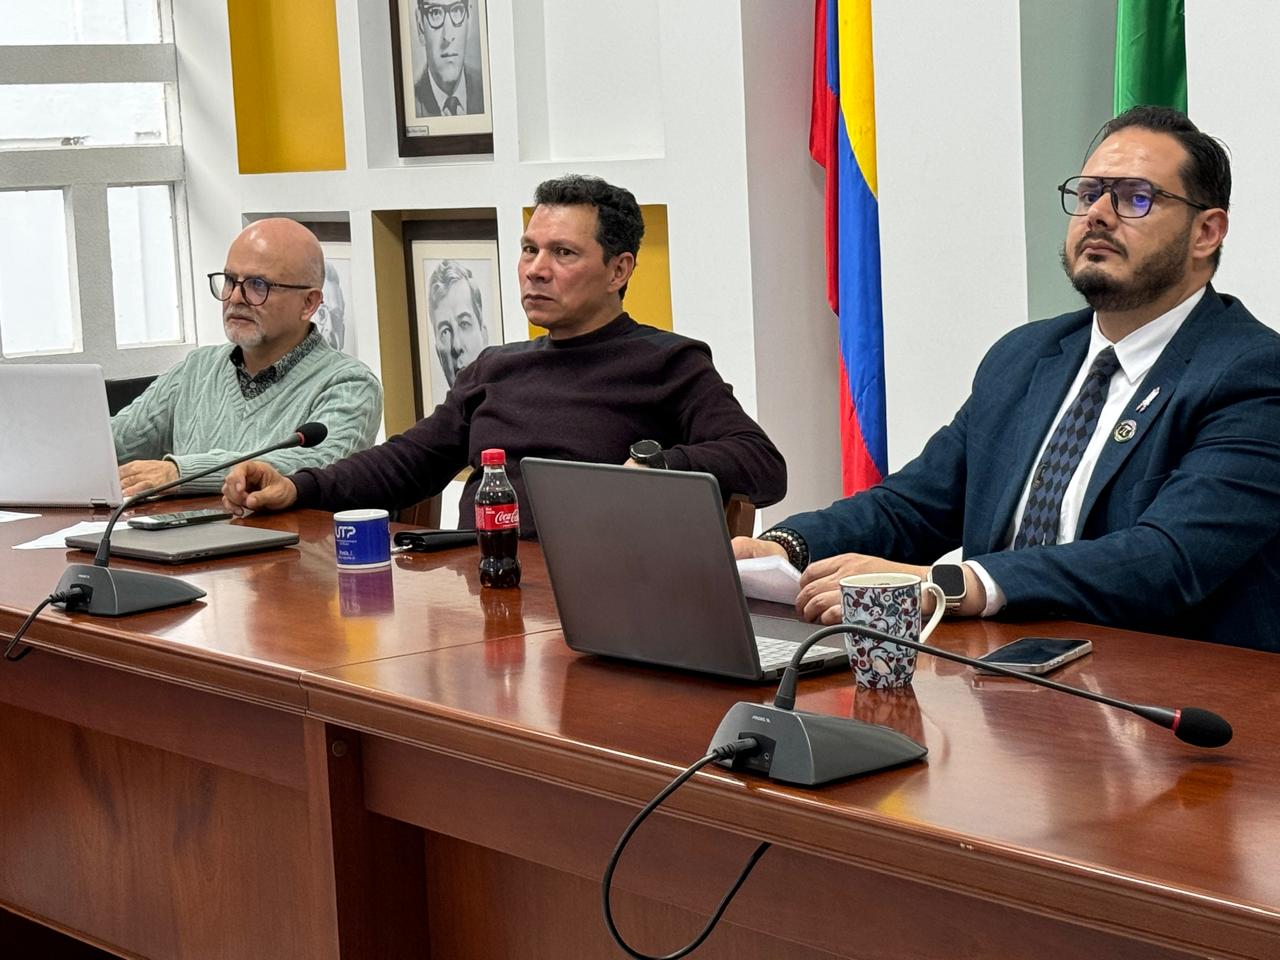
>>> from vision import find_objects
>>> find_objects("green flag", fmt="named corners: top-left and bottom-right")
top-left (1114, 0), bottom-right (1187, 114)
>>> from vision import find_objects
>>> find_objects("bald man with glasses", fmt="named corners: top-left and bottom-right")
top-left (736, 105), bottom-right (1280, 652)
top-left (111, 218), bottom-right (382, 497)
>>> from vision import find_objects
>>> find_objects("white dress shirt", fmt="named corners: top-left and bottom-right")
top-left (428, 69), bottom-right (469, 115)
top-left (967, 286), bottom-right (1206, 615)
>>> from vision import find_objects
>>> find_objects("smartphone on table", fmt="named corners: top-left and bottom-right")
top-left (976, 637), bottom-right (1093, 675)
top-left (126, 508), bottom-right (233, 531)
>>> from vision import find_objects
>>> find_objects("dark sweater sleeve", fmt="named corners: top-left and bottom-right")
top-left (659, 343), bottom-right (787, 507)
top-left (291, 365), bottom-right (475, 512)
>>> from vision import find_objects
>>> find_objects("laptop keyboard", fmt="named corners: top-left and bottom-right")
top-left (755, 636), bottom-right (845, 671)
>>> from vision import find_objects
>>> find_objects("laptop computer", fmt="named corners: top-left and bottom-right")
top-left (65, 522), bottom-right (300, 564)
top-left (522, 458), bottom-right (847, 681)
top-left (0, 364), bottom-right (123, 508)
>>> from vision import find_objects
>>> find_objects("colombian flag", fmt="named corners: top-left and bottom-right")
top-left (810, 0), bottom-right (886, 495)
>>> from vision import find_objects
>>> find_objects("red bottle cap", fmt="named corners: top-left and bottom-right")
top-left (481, 449), bottom-right (506, 466)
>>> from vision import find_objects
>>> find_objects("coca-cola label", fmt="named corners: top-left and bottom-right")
top-left (475, 504), bottom-right (519, 530)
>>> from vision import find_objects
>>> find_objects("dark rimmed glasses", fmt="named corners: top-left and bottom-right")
top-left (1058, 176), bottom-right (1210, 219)
top-left (419, 1), bottom-right (467, 30)
top-left (207, 272), bottom-right (314, 307)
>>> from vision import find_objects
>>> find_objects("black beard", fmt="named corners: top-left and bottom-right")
top-left (1060, 227), bottom-right (1191, 312)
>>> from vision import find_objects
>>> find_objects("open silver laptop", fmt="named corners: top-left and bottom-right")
top-left (522, 458), bottom-right (846, 682)
top-left (0, 364), bottom-right (123, 508)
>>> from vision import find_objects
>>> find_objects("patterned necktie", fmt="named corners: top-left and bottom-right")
top-left (1014, 346), bottom-right (1121, 549)
top-left (444, 95), bottom-right (462, 116)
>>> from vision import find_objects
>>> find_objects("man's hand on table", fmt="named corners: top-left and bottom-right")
top-left (118, 459), bottom-right (178, 498)
top-left (222, 461), bottom-right (298, 516)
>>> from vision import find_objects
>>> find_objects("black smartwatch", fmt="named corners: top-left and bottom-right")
top-left (629, 439), bottom-right (667, 469)
top-left (928, 563), bottom-right (968, 611)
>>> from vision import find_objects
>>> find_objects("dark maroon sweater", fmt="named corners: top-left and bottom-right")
top-left (290, 314), bottom-right (786, 533)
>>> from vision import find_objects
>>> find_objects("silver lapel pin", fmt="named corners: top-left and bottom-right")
top-left (1135, 386), bottom-right (1161, 413)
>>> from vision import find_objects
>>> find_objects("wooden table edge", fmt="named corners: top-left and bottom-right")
top-left (2, 612), bottom-right (307, 712)
top-left (302, 674), bottom-right (1280, 959)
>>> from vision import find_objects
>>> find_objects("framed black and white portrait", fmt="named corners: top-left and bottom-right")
top-left (406, 224), bottom-right (503, 417)
top-left (390, 0), bottom-right (494, 157)
top-left (316, 241), bottom-right (359, 360)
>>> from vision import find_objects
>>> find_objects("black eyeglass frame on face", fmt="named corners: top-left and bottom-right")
top-left (1058, 176), bottom-right (1212, 220)
top-left (207, 272), bottom-right (315, 307)
top-left (418, 0), bottom-right (467, 30)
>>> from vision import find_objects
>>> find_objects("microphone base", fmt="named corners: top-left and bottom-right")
top-left (708, 702), bottom-right (927, 787)
top-left (55, 564), bottom-right (206, 617)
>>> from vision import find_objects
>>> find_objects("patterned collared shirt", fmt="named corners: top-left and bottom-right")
top-left (230, 325), bottom-right (322, 401)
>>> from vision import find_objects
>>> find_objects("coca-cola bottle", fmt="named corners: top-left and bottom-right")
top-left (475, 448), bottom-right (521, 588)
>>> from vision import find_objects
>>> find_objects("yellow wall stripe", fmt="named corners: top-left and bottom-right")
top-left (227, 0), bottom-right (346, 174)
top-left (371, 211), bottom-right (417, 437)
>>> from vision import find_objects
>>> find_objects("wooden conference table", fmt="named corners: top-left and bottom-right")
top-left (0, 507), bottom-right (1277, 959)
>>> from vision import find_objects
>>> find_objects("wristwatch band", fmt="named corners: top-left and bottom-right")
top-left (928, 562), bottom-right (967, 610)
top-left (759, 527), bottom-right (809, 571)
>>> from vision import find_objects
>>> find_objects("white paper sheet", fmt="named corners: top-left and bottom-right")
top-left (736, 554), bottom-right (802, 605)
top-left (13, 521), bottom-right (109, 550)
top-left (0, 511), bottom-right (41, 524)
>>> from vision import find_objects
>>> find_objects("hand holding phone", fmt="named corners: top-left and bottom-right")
top-left (126, 508), bottom-right (233, 531)
top-left (976, 637), bottom-right (1092, 675)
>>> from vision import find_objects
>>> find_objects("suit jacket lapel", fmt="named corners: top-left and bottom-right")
top-left (1074, 289), bottom-right (1222, 534)
top-left (986, 322), bottom-right (1092, 552)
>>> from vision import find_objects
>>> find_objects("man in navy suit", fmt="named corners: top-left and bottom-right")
top-left (412, 0), bottom-right (485, 118)
top-left (737, 106), bottom-right (1280, 650)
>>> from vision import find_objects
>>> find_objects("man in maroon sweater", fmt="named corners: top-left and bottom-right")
top-left (222, 175), bottom-right (786, 534)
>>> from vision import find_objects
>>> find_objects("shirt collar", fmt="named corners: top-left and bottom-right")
top-left (229, 324), bottom-right (321, 394)
top-left (428, 67), bottom-right (467, 114)
top-left (1087, 285), bottom-right (1206, 386)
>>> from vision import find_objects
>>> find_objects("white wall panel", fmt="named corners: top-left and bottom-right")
top-left (873, 0), bottom-right (1029, 472)
top-left (1186, 0), bottom-right (1280, 331)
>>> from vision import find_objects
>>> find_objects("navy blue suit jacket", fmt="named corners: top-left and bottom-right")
top-left (782, 288), bottom-right (1280, 650)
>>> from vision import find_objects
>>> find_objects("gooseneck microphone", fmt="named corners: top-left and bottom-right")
top-left (710, 623), bottom-right (1233, 786)
top-left (775, 624), bottom-right (1231, 748)
top-left (90, 420), bottom-right (327, 568)
top-left (49, 422), bottom-right (329, 619)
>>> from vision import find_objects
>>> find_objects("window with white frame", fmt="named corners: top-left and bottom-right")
top-left (0, 0), bottom-right (194, 379)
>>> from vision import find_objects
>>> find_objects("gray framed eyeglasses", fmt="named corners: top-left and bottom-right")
top-left (1058, 176), bottom-right (1210, 219)
top-left (208, 272), bottom-right (314, 307)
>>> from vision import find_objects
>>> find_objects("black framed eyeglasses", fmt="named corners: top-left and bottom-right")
top-left (419, 1), bottom-right (467, 29)
top-left (207, 272), bottom-right (313, 307)
top-left (1058, 176), bottom-right (1210, 219)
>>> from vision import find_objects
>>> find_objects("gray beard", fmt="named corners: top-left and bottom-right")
top-left (224, 318), bottom-right (265, 349)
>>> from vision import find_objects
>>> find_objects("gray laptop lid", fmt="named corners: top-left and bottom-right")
top-left (524, 458), bottom-right (792, 680)
top-left (65, 522), bottom-right (299, 564)
top-left (0, 364), bottom-right (123, 508)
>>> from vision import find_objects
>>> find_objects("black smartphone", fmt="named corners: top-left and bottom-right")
top-left (976, 637), bottom-right (1093, 675)
top-left (391, 529), bottom-right (477, 552)
top-left (126, 508), bottom-right (233, 531)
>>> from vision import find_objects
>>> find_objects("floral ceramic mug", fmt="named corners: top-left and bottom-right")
top-left (839, 573), bottom-right (946, 688)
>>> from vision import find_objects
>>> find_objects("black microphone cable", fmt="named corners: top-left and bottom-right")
top-left (3, 584), bottom-right (91, 662)
top-left (602, 736), bottom-right (768, 960)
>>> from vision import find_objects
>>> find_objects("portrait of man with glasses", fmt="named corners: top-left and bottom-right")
top-left (735, 105), bottom-right (1280, 652)
top-left (409, 0), bottom-right (486, 120)
top-left (110, 219), bottom-right (382, 498)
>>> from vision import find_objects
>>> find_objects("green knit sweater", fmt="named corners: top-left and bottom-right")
top-left (112, 340), bottom-right (383, 492)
